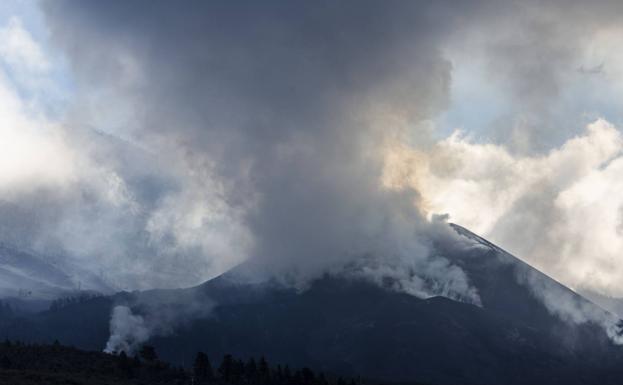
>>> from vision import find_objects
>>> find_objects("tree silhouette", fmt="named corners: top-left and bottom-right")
top-left (117, 351), bottom-right (133, 378)
top-left (234, 358), bottom-right (245, 380)
top-left (258, 356), bottom-right (270, 383)
top-left (194, 351), bottom-right (213, 382)
top-left (301, 367), bottom-right (315, 383)
top-left (219, 354), bottom-right (234, 382)
top-left (0, 354), bottom-right (11, 369)
top-left (246, 357), bottom-right (258, 381)
top-left (139, 345), bottom-right (158, 362)
top-left (0, 339), bottom-right (366, 385)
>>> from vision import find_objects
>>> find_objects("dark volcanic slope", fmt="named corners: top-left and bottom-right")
top-left (2, 225), bottom-right (623, 385)
top-left (445, 224), bottom-right (609, 330)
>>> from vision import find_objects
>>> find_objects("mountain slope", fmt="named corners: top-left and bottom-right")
top-left (0, 244), bottom-right (112, 300)
top-left (445, 224), bottom-right (612, 330)
top-left (2, 224), bottom-right (623, 384)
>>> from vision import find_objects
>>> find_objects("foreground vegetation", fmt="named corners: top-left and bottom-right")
top-left (0, 339), bottom-right (364, 385)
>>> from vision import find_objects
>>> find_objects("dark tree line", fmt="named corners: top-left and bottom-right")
top-left (0, 339), bottom-right (368, 385)
top-left (48, 292), bottom-right (104, 311)
top-left (192, 351), bottom-right (356, 385)
top-left (0, 339), bottom-right (187, 384)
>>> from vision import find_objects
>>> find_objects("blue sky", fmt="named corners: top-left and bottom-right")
top-left (0, 0), bottom-right (72, 120)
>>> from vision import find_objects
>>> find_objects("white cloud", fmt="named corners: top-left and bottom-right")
top-left (0, 16), bottom-right (49, 73)
top-left (0, 14), bottom-right (249, 292)
top-left (0, 67), bottom-right (76, 198)
top-left (385, 119), bottom-right (623, 296)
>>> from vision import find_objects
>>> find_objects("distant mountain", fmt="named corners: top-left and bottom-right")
top-left (0, 243), bottom-right (74, 299)
top-left (0, 244), bottom-right (113, 313)
top-left (2, 224), bottom-right (623, 385)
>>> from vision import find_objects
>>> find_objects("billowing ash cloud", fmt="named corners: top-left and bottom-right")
top-left (29, 0), bottom-right (486, 302)
top-left (2, 0), bottom-right (623, 331)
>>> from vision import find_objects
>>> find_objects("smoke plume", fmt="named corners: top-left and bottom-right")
top-left (32, 0), bottom-right (489, 302)
top-left (104, 306), bottom-right (150, 354)
top-left (104, 290), bottom-right (215, 354)
top-left (3, 0), bottom-right (623, 346)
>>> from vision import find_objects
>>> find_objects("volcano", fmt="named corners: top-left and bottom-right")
top-left (2, 224), bottom-right (623, 385)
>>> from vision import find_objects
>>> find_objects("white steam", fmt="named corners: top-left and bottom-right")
top-left (104, 306), bottom-right (150, 354)
top-left (103, 291), bottom-right (215, 354)
top-left (391, 119), bottom-right (623, 298)
top-left (518, 268), bottom-right (623, 344)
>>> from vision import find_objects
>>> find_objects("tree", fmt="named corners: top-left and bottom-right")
top-left (0, 355), bottom-right (11, 369)
top-left (301, 367), bottom-right (315, 383)
top-left (132, 354), bottom-right (142, 368)
top-left (219, 354), bottom-right (234, 381)
top-left (283, 364), bottom-right (292, 384)
top-left (274, 364), bottom-right (284, 383)
top-left (258, 356), bottom-right (270, 382)
top-left (194, 351), bottom-right (213, 381)
top-left (140, 345), bottom-right (158, 362)
top-left (318, 372), bottom-right (329, 385)
top-left (245, 357), bottom-right (258, 381)
top-left (234, 358), bottom-right (245, 380)
top-left (117, 351), bottom-right (133, 378)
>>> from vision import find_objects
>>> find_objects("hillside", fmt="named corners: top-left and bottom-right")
top-left (1, 224), bottom-right (623, 384)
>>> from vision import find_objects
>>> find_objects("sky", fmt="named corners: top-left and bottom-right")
top-left (3, 0), bottom-right (623, 299)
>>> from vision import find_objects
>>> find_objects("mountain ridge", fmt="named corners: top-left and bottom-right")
top-left (1, 224), bottom-right (623, 384)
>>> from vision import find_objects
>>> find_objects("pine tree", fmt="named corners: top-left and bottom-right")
top-left (293, 370), bottom-right (303, 385)
top-left (235, 358), bottom-right (245, 381)
top-left (301, 367), bottom-right (315, 383)
top-left (118, 351), bottom-right (133, 378)
top-left (194, 351), bottom-right (214, 382)
top-left (245, 357), bottom-right (258, 382)
top-left (132, 354), bottom-right (142, 368)
top-left (0, 355), bottom-right (11, 369)
top-left (274, 364), bottom-right (284, 383)
top-left (318, 372), bottom-right (329, 385)
top-left (219, 354), bottom-right (234, 382)
top-left (258, 356), bottom-right (270, 383)
top-left (140, 345), bottom-right (158, 362)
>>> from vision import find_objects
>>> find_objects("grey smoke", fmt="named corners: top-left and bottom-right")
top-left (104, 305), bottom-right (149, 354)
top-left (35, 0), bottom-right (487, 301)
top-left (0, 0), bottom-right (614, 346)
top-left (518, 267), bottom-right (623, 344)
top-left (104, 290), bottom-right (215, 354)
